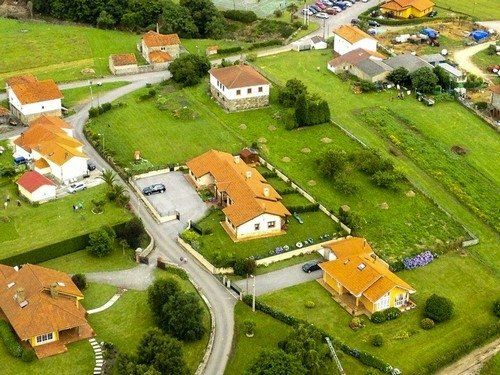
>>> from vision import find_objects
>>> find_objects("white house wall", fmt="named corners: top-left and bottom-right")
top-left (209, 74), bottom-right (270, 101)
top-left (334, 36), bottom-right (378, 56)
top-left (7, 87), bottom-right (61, 117)
top-left (235, 213), bottom-right (282, 238)
top-left (19, 185), bottom-right (56, 203)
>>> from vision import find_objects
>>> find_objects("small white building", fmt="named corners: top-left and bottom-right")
top-left (437, 62), bottom-right (466, 84)
top-left (209, 65), bottom-right (270, 112)
top-left (310, 36), bottom-right (328, 50)
top-left (186, 150), bottom-right (290, 240)
top-left (333, 25), bottom-right (378, 56)
top-left (13, 115), bottom-right (88, 183)
top-left (16, 171), bottom-right (56, 203)
top-left (140, 31), bottom-right (180, 66)
top-left (5, 75), bottom-right (63, 124)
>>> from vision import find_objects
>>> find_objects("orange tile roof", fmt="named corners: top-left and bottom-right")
top-left (320, 237), bottom-right (415, 301)
top-left (16, 171), bottom-right (55, 192)
top-left (334, 25), bottom-right (374, 44)
top-left (143, 31), bottom-right (180, 47)
top-left (381, 0), bottom-right (434, 12)
top-left (29, 114), bottom-right (71, 129)
top-left (210, 65), bottom-right (270, 89)
top-left (0, 264), bottom-right (87, 341)
top-left (14, 116), bottom-right (86, 166)
top-left (149, 50), bottom-right (173, 63)
top-left (34, 158), bottom-right (50, 169)
top-left (111, 53), bottom-right (137, 66)
top-left (7, 75), bottom-right (62, 105)
top-left (187, 150), bottom-right (290, 226)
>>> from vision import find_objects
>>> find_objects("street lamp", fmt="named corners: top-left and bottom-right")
top-left (89, 80), bottom-right (94, 108)
top-left (250, 274), bottom-right (256, 312)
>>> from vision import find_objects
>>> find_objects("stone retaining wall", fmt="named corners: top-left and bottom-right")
top-left (177, 237), bottom-right (234, 274)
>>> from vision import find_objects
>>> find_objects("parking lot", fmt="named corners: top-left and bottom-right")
top-left (134, 171), bottom-right (207, 223)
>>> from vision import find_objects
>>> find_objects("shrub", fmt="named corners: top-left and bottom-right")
top-left (21, 349), bottom-right (36, 362)
top-left (371, 311), bottom-right (387, 324)
top-left (233, 258), bottom-right (257, 276)
top-left (424, 294), bottom-right (454, 323)
top-left (385, 307), bottom-right (401, 321)
top-left (246, 53), bottom-right (258, 62)
top-left (371, 334), bottom-right (384, 347)
top-left (223, 9), bottom-right (258, 23)
top-left (492, 299), bottom-right (500, 318)
top-left (420, 318), bottom-right (435, 330)
top-left (286, 203), bottom-right (319, 213)
top-left (370, 170), bottom-right (404, 190)
top-left (403, 250), bottom-right (434, 269)
top-left (249, 39), bottom-right (282, 50)
top-left (217, 46), bottom-right (243, 55)
top-left (317, 149), bottom-right (347, 178)
top-left (0, 321), bottom-right (23, 358)
top-left (274, 9), bottom-right (283, 18)
top-left (475, 101), bottom-right (488, 110)
top-left (359, 80), bottom-right (377, 93)
top-left (87, 228), bottom-right (114, 258)
top-left (244, 320), bottom-right (256, 336)
top-left (349, 317), bottom-right (365, 330)
top-left (71, 273), bottom-right (87, 291)
top-left (305, 300), bottom-right (315, 309)
top-left (334, 173), bottom-right (359, 195)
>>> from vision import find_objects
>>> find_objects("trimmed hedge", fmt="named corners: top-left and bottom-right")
top-left (0, 220), bottom-right (132, 266)
top-left (275, 187), bottom-right (296, 195)
top-left (217, 46), bottom-right (243, 55)
top-left (286, 203), bottom-right (320, 213)
top-left (371, 307), bottom-right (401, 323)
top-left (248, 39), bottom-right (282, 50)
top-left (0, 321), bottom-right (35, 362)
top-left (223, 10), bottom-right (258, 23)
top-left (242, 295), bottom-right (395, 373)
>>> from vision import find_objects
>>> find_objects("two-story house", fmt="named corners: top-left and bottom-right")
top-left (140, 31), bottom-right (181, 66)
top-left (333, 25), bottom-right (378, 56)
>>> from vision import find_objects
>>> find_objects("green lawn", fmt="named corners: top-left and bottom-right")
top-left (471, 46), bottom-right (500, 81)
top-left (81, 282), bottom-right (118, 310)
top-left (87, 82), bottom-right (466, 261)
top-left (481, 353), bottom-right (500, 375)
top-left (194, 208), bottom-right (336, 264)
top-left (62, 82), bottom-right (128, 109)
top-left (434, 0), bottom-right (500, 20)
top-left (261, 253), bottom-right (500, 374)
top-left (0, 182), bottom-right (132, 261)
top-left (88, 269), bottom-right (210, 373)
top-left (41, 242), bottom-right (136, 274)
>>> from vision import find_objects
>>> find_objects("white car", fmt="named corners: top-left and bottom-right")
top-left (341, 1), bottom-right (352, 6)
top-left (68, 182), bottom-right (86, 193)
top-left (316, 12), bottom-right (330, 19)
top-left (302, 8), bottom-right (313, 15)
top-left (362, 0), bottom-right (370, 2)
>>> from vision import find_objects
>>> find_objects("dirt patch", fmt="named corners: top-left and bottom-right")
top-left (301, 147), bottom-right (311, 154)
top-left (406, 190), bottom-right (416, 197)
top-left (307, 180), bottom-right (316, 186)
top-left (258, 137), bottom-right (267, 143)
top-left (379, 202), bottom-right (389, 210)
top-left (268, 125), bottom-right (277, 131)
top-left (239, 124), bottom-right (247, 130)
top-left (451, 145), bottom-right (468, 155)
top-left (282, 156), bottom-right (291, 163)
top-left (321, 137), bottom-right (332, 143)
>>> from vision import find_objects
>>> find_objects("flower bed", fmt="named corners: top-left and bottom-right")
top-left (403, 250), bottom-right (435, 270)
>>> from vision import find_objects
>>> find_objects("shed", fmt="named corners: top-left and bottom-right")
top-left (239, 148), bottom-right (259, 164)
top-left (16, 171), bottom-right (56, 203)
top-left (310, 36), bottom-right (328, 50)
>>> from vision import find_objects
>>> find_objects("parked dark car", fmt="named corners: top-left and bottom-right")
top-left (368, 20), bottom-right (380, 27)
top-left (87, 161), bottom-right (97, 171)
top-left (325, 8), bottom-right (337, 14)
top-left (142, 184), bottom-right (166, 196)
top-left (351, 18), bottom-right (360, 25)
top-left (13, 156), bottom-right (27, 165)
top-left (302, 260), bottom-right (322, 273)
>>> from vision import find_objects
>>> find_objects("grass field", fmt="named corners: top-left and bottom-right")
top-left (261, 253), bottom-right (500, 374)
top-left (87, 83), bottom-right (466, 261)
top-left (61, 82), bottom-right (128, 109)
top-left (472, 46), bottom-right (500, 83)
top-left (481, 353), bottom-right (500, 375)
top-left (434, 0), bottom-right (500, 20)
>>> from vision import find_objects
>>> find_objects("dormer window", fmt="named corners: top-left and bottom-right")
top-left (357, 263), bottom-right (366, 271)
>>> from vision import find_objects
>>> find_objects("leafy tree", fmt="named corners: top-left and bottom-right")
top-left (87, 228), bottom-right (114, 257)
top-left (96, 10), bottom-right (115, 29)
top-left (169, 54), bottom-right (211, 87)
top-left (358, 80), bottom-right (377, 92)
top-left (317, 150), bottom-right (347, 178)
top-left (233, 258), bottom-right (257, 276)
top-left (71, 274), bottom-right (87, 290)
top-left (160, 1), bottom-right (198, 38)
top-left (278, 324), bottom-right (330, 375)
top-left (352, 149), bottom-right (394, 175)
top-left (148, 279), bottom-right (182, 316)
top-left (294, 94), bottom-right (308, 127)
top-left (387, 67), bottom-right (410, 87)
top-left (286, 2), bottom-right (299, 23)
top-left (136, 329), bottom-right (188, 375)
top-left (246, 349), bottom-right (307, 375)
top-left (433, 66), bottom-right (455, 91)
top-left (179, 0), bottom-right (225, 38)
top-left (118, 217), bottom-right (146, 249)
top-left (424, 294), bottom-right (454, 322)
top-left (410, 67), bottom-right (438, 94)
top-left (121, 11), bottom-right (142, 30)
top-left (278, 79), bottom-right (308, 107)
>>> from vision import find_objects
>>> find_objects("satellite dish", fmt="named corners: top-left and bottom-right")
top-left (441, 49), bottom-right (448, 56)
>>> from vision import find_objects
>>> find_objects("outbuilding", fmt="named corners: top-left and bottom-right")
top-left (16, 170), bottom-right (56, 203)
top-left (333, 25), bottom-right (378, 56)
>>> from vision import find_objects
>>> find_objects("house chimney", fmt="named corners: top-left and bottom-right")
top-left (14, 287), bottom-right (25, 304)
top-left (49, 282), bottom-right (59, 299)
top-left (234, 155), bottom-right (240, 164)
top-left (263, 187), bottom-right (270, 197)
top-left (245, 170), bottom-right (252, 179)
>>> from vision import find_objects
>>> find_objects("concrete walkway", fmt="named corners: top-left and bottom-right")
top-left (87, 290), bottom-right (126, 315)
top-left (89, 338), bottom-right (104, 375)
top-left (86, 263), bottom-right (155, 291)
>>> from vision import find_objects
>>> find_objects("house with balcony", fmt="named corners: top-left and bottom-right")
top-left (187, 150), bottom-right (290, 240)
top-left (319, 237), bottom-right (416, 316)
top-left (0, 263), bottom-right (93, 358)
top-left (209, 64), bottom-right (270, 112)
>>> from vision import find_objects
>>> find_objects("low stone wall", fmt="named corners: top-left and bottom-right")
top-left (135, 231), bottom-right (155, 263)
top-left (210, 86), bottom-right (269, 112)
top-left (177, 237), bottom-right (234, 274)
top-left (256, 239), bottom-right (337, 266)
top-left (108, 61), bottom-right (170, 76)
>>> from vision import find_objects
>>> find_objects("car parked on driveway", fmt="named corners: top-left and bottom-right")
top-left (142, 183), bottom-right (166, 196)
top-left (308, 5), bottom-right (319, 13)
top-left (302, 8), bottom-right (313, 15)
top-left (68, 182), bottom-right (86, 193)
top-left (316, 12), bottom-right (329, 19)
top-left (302, 260), bottom-right (322, 273)
top-left (87, 161), bottom-right (97, 171)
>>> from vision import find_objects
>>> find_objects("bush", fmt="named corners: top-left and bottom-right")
top-left (349, 317), bottom-right (365, 330)
top-left (420, 318), bottom-right (435, 330)
top-left (244, 320), bottom-right (256, 335)
top-left (217, 46), bottom-right (243, 55)
top-left (223, 9), bottom-right (258, 23)
top-left (21, 348), bottom-right (36, 362)
top-left (334, 173), bottom-right (359, 195)
top-left (246, 52), bottom-right (258, 62)
top-left (87, 228), bottom-right (115, 257)
top-left (475, 101), bottom-right (488, 110)
top-left (274, 9), bottom-right (283, 18)
top-left (358, 80), bottom-right (377, 93)
top-left (169, 54), bottom-right (211, 87)
top-left (385, 307), bottom-right (401, 321)
top-left (249, 39), bottom-right (282, 50)
top-left (233, 258), bottom-right (256, 276)
top-left (71, 273), bottom-right (87, 291)
top-left (424, 294), bottom-right (454, 323)
top-left (317, 149), bottom-right (347, 178)
top-left (286, 203), bottom-right (319, 213)
top-left (492, 299), bottom-right (500, 318)
top-left (0, 321), bottom-right (23, 358)
top-left (370, 170), bottom-right (404, 190)
top-left (305, 300), bottom-right (315, 309)
top-left (371, 334), bottom-right (384, 347)
top-left (371, 311), bottom-right (387, 324)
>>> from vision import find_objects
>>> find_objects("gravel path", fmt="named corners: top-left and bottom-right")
top-left (453, 41), bottom-right (496, 80)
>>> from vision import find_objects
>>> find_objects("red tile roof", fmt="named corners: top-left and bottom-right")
top-left (111, 53), bottom-right (138, 66)
top-left (143, 31), bottom-right (180, 47)
top-left (16, 171), bottom-right (55, 193)
top-left (149, 50), bottom-right (173, 63)
top-left (210, 65), bottom-right (270, 89)
top-left (7, 75), bottom-right (62, 105)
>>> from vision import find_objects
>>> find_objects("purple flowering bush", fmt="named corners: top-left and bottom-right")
top-left (403, 250), bottom-right (434, 270)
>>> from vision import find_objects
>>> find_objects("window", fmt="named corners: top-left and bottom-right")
top-left (258, 86), bottom-right (263, 93)
top-left (247, 88), bottom-right (252, 94)
top-left (254, 223), bottom-right (260, 231)
top-left (36, 332), bottom-right (54, 344)
top-left (395, 293), bottom-right (406, 307)
top-left (375, 293), bottom-right (390, 311)
top-left (236, 89), bottom-right (241, 96)
top-left (268, 221), bottom-right (276, 228)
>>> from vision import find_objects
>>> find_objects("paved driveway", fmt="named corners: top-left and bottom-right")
top-left (134, 171), bottom-right (208, 222)
top-left (234, 260), bottom-right (323, 296)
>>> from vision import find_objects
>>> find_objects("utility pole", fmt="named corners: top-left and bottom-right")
top-left (89, 81), bottom-right (94, 108)
top-left (325, 337), bottom-right (345, 375)
top-left (251, 275), bottom-right (256, 312)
